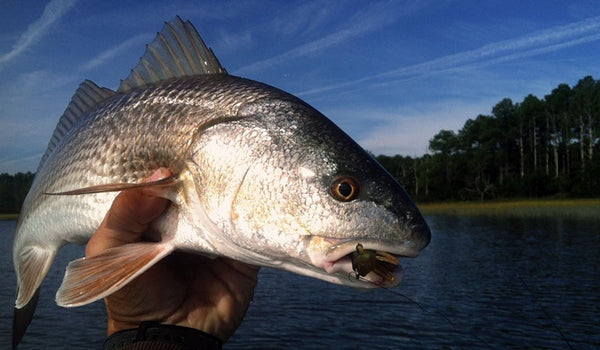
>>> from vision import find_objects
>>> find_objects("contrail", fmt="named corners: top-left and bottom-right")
top-left (233, 2), bottom-right (418, 75)
top-left (234, 28), bottom-right (368, 75)
top-left (298, 16), bottom-right (600, 97)
top-left (80, 33), bottom-right (153, 71)
top-left (0, 0), bottom-right (77, 70)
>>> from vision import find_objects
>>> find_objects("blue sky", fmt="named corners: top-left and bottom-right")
top-left (1, 0), bottom-right (599, 174)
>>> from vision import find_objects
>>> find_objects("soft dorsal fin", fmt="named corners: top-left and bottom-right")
top-left (118, 16), bottom-right (227, 93)
top-left (40, 80), bottom-right (115, 168)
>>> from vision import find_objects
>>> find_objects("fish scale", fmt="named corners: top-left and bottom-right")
top-left (12, 16), bottom-right (430, 348)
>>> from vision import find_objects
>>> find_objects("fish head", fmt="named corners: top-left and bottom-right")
top-left (191, 97), bottom-right (430, 288)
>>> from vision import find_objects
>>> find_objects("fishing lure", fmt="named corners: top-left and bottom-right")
top-left (350, 243), bottom-right (399, 282)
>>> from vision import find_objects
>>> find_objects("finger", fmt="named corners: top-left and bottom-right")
top-left (86, 169), bottom-right (172, 257)
top-left (223, 259), bottom-right (261, 279)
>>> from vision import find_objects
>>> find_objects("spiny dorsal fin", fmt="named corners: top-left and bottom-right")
top-left (40, 80), bottom-right (115, 168)
top-left (118, 16), bottom-right (227, 93)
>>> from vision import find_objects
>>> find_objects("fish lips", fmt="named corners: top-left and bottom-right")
top-left (307, 236), bottom-right (420, 288)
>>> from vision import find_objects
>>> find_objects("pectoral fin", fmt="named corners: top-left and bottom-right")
top-left (56, 242), bottom-right (174, 307)
top-left (43, 174), bottom-right (179, 196)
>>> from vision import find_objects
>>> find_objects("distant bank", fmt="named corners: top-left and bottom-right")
top-left (0, 213), bottom-right (18, 220)
top-left (418, 199), bottom-right (600, 219)
top-left (3, 199), bottom-right (598, 221)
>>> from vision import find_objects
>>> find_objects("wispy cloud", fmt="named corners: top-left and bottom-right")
top-left (79, 33), bottom-right (153, 71)
top-left (215, 29), bottom-right (253, 53)
top-left (359, 32), bottom-right (600, 96)
top-left (233, 2), bottom-right (414, 75)
top-left (269, 2), bottom-right (337, 37)
top-left (299, 16), bottom-right (600, 97)
top-left (234, 28), bottom-right (368, 74)
top-left (0, 0), bottom-right (76, 70)
top-left (355, 99), bottom-right (499, 156)
top-left (0, 153), bottom-right (44, 174)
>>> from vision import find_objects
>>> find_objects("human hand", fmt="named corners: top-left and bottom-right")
top-left (86, 168), bottom-right (260, 342)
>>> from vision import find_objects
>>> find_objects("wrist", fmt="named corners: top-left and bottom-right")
top-left (108, 319), bottom-right (137, 336)
top-left (104, 321), bottom-right (223, 350)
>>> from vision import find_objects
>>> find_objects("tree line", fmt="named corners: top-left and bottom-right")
top-left (377, 75), bottom-right (600, 201)
top-left (0, 75), bottom-right (598, 213)
top-left (0, 172), bottom-right (34, 213)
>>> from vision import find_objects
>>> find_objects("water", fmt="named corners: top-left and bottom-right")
top-left (1, 216), bottom-right (599, 349)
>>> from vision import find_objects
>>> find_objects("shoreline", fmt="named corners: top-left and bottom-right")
top-left (0, 213), bottom-right (19, 220)
top-left (2, 198), bottom-right (599, 220)
top-left (417, 198), bottom-right (600, 219)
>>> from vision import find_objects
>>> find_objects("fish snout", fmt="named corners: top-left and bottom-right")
top-left (395, 207), bottom-right (431, 254)
top-left (410, 219), bottom-right (431, 253)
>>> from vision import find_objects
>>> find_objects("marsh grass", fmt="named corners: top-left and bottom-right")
top-left (418, 199), bottom-right (600, 219)
top-left (2, 199), bottom-right (598, 220)
top-left (0, 213), bottom-right (19, 220)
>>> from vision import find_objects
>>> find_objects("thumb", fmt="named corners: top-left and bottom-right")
top-left (86, 168), bottom-right (172, 257)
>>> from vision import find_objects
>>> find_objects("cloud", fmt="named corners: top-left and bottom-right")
top-left (7, 69), bottom-right (76, 96)
top-left (269, 2), bottom-right (337, 37)
top-left (79, 33), bottom-right (153, 71)
top-left (354, 100), bottom-right (498, 156)
top-left (299, 15), bottom-right (600, 97)
top-left (0, 118), bottom-right (56, 173)
top-left (233, 2), bottom-right (413, 75)
top-left (0, 68), bottom-right (79, 173)
top-left (383, 16), bottom-right (600, 78)
top-left (353, 31), bottom-right (600, 96)
top-left (0, 0), bottom-right (76, 70)
top-left (234, 29), bottom-right (368, 75)
top-left (0, 154), bottom-right (44, 174)
top-left (215, 30), bottom-right (253, 53)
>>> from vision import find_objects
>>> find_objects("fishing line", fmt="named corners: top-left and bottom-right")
top-left (516, 273), bottom-right (574, 350)
top-left (350, 273), bottom-right (497, 349)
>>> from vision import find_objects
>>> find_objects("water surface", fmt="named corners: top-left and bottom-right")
top-left (1, 216), bottom-right (599, 349)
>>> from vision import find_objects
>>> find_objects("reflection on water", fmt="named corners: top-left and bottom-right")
top-left (1, 216), bottom-right (599, 349)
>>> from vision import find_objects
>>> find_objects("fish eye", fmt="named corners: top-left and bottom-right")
top-left (330, 176), bottom-right (360, 202)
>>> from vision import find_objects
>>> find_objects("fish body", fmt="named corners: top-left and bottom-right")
top-left (13, 17), bottom-right (430, 347)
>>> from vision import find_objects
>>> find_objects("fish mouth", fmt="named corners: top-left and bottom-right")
top-left (308, 237), bottom-right (418, 288)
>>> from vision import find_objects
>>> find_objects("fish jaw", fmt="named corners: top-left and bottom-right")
top-left (304, 235), bottom-right (423, 288)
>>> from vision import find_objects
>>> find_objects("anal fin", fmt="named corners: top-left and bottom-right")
top-left (15, 246), bottom-right (56, 308)
top-left (56, 242), bottom-right (173, 307)
top-left (13, 246), bottom-right (56, 349)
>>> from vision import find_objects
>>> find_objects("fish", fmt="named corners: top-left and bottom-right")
top-left (12, 16), bottom-right (431, 347)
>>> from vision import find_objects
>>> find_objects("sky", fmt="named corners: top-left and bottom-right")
top-left (0, 0), bottom-right (599, 174)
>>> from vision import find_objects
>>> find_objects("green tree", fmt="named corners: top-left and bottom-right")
top-left (428, 130), bottom-right (459, 200)
top-left (0, 172), bottom-right (34, 213)
top-left (545, 84), bottom-right (572, 179)
top-left (491, 98), bottom-right (519, 186)
top-left (519, 94), bottom-right (546, 175)
top-left (571, 76), bottom-right (599, 172)
top-left (458, 115), bottom-right (500, 200)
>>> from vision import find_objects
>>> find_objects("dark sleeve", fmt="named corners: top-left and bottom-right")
top-left (104, 321), bottom-right (223, 350)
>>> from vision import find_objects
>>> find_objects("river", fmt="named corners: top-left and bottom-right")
top-left (1, 216), bottom-right (599, 349)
